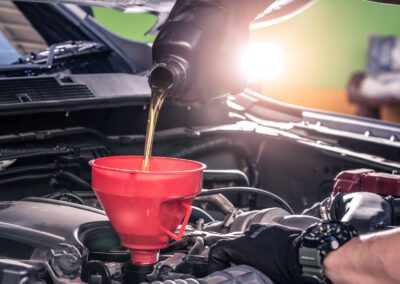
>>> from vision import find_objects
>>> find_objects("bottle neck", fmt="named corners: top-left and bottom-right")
top-left (149, 60), bottom-right (187, 98)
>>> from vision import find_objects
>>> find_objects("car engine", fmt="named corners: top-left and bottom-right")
top-left (1, 1), bottom-right (400, 283)
top-left (1, 162), bottom-right (400, 284)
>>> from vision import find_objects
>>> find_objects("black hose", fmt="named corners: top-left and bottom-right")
top-left (46, 192), bottom-right (85, 205)
top-left (199, 187), bottom-right (294, 214)
top-left (56, 171), bottom-right (92, 191)
top-left (0, 163), bottom-right (81, 178)
top-left (203, 170), bottom-right (250, 187)
top-left (190, 206), bottom-right (215, 223)
top-left (195, 194), bottom-right (236, 214)
top-left (0, 164), bottom-right (56, 177)
top-left (169, 138), bottom-right (260, 187)
top-left (0, 174), bottom-right (53, 185)
top-left (188, 237), bottom-right (205, 256)
top-left (0, 169), bottom-right (91, 192)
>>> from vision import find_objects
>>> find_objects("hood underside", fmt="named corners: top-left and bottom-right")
top-left (13, 0), bottom-right (176, 13)
top-left (13, 0), bottom-right (320, 31)
top-left (13, 0), bottom-right (400, 28)
top-left (13, 0), bottom-right (176, 34)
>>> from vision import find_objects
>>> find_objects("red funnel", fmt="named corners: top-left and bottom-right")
top-left (90, 156), bottom-right (205, 265)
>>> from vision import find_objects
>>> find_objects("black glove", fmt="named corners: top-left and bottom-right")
top-left (208, 223), bottom-right (304, 284)
top-left (151, 265), bottom-right (273, 284)
top-left (329, 192), bottom-right (392, 234)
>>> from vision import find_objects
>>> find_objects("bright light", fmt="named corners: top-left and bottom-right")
top-left (240, 43), bottom-right (284, 83)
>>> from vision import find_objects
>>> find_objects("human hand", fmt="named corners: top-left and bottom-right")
top-left (208, 223), bottom-right (305, 284)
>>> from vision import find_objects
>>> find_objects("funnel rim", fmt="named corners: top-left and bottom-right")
top-left (89, 155), bottom-right (207, 174)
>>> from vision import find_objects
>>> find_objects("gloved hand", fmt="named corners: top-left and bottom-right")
top-left (151, 265), bottom-right (273, 284)
top-left (208, 223), bottom-right (305, 284)
top-left (329, 192), bottom-right (392, 234)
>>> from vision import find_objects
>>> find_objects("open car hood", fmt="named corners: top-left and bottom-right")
top-left (13, 0), bottom-right (176, 13)
top-left (13, 0), bottom-right (400, 32)
top-left (13, 0), bottom-right (176, 34)
top-left (14, 0), bottom-right (320, 33)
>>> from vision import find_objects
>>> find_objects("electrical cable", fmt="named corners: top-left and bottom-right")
top-left (190, 206), bottom-right (215, 223)
top-left (46, 192), bottom-right (85, 205)
top-left (0, 174), bottom-right (53, 185)
top-left (56, 171), bottom-right (92, 191)
top-left (0, 163), bottom-right (81, 177)
top-left (195, 194), bottom-right (236, 214)
top-left (169, 138), bottom-right (260, 187)
top-left (199, 187), bottom-right (294, 214)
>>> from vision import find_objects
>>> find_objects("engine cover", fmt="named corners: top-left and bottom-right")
top-left (0, 197), bottom-right (111, 282)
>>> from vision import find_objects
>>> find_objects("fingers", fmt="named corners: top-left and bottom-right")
top-left (246, 223), bottom-right (274, 234)
top-left (247, 223), bottom-right (302, 236)
top-left (208, 224), bottom-right (303, 275)
top-left (208, 240), bottom-right (234, 273)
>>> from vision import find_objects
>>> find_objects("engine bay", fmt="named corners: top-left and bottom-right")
top-left (1, 112), bottom-right (400, 284)
top-left (2, 168), bottom-right (400, 284)
top-left (1, 1), bottom-right (400, 283)
top-left (1, 77), bottom-right (400, 283)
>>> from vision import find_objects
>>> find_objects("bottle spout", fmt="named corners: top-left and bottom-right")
top-left (148, 60), bottom-right (187, 98)
top-left (149, 64), bottom-right (174, 90)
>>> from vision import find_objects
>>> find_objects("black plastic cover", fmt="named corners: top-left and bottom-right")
top-left (0, 73), bottom-right (151, 116)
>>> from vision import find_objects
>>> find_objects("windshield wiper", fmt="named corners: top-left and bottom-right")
top-left (0, 41), bottom-right (110, 74)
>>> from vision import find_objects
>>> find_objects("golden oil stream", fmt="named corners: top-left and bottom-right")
top-left (142, 87), bottom-right (168, 171)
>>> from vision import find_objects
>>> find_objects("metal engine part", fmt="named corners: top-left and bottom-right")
top-left (333, 169), bottom-right (400, 197)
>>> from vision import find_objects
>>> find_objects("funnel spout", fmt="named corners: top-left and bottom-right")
top-left (130, 249), bottom-right (160, 265)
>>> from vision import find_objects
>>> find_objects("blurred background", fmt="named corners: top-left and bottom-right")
top-left (93, 0), bottom-right (400, 122)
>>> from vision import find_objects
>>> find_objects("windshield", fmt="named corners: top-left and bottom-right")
top-left (0, 1), bottom-right (47, 64)
top-left (0, 34), bottom-right (20, 64)
top-left (0, 1), bottom-right (141, 76)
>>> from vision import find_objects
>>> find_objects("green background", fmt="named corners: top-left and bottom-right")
top-left (94, 0), bottom-right (400, 89)
top-left (93, 8), bottom-right (157, 43)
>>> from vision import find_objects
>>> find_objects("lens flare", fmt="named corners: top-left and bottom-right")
top-left (241, 43), bottom-right (284, 83)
